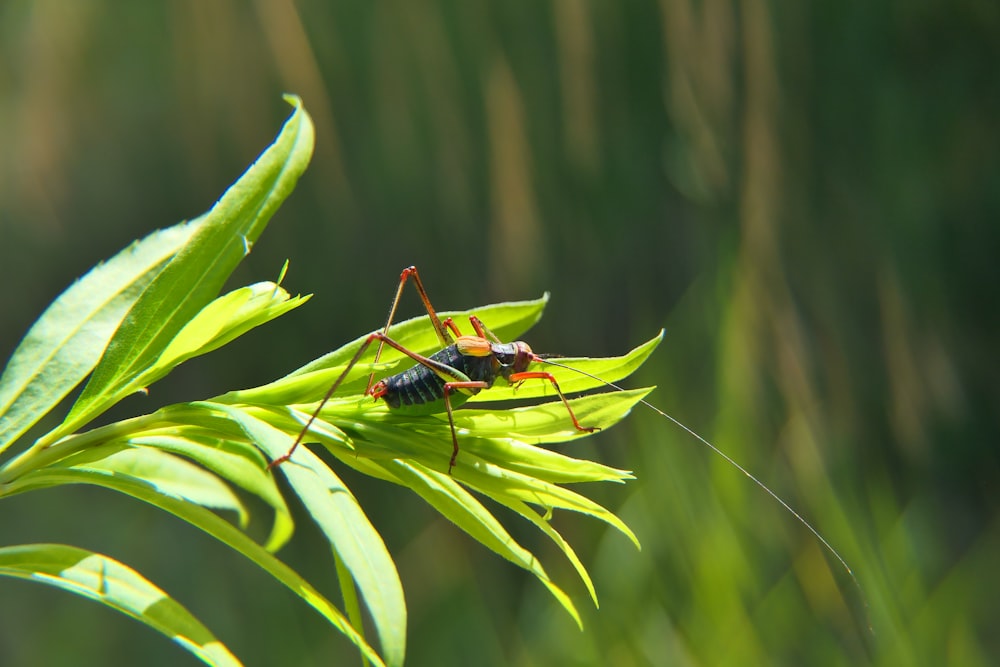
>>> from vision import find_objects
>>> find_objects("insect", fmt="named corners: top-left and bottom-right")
top-left (269, 266), bottom-right (868, 623)
top-left (268, 266), bottom-right (597, 471)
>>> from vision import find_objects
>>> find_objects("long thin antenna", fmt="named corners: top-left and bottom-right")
top-left (538, 356), bottom-right (871, 632)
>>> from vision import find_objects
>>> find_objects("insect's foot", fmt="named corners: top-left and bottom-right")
top-left (267, 454), bottom-right (291, 471)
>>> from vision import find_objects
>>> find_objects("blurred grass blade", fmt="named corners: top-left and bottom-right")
top-left (0, 543), bottom-right (241, 667)
top-left (0, 219), bottom-right (200, 455)
top-left (210, 403), bottom-right (407, 667)
top-left (61, 96), bottom-right (314, 438)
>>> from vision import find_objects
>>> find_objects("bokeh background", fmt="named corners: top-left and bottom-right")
top-left (1, 1), bottom-right (998, 665)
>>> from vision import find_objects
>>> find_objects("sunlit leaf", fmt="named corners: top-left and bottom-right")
top-left (467, 332), bottom-right (663, 401)
top-left (288, 295), bottom-right (550, 385)
top-left (62, 96), bottom-right (314, 439)
top-left (338, 456), bottom-right (583, 628)
top-left (208, 403), bottom-right (407, 667)
top-left (0, 219), bottom-right (200, 454)
top-left (0, 543), bottom-right (241, 667)
top-left (147, 281), bottom-right (309, 389)
top-left (126, 428), bottom-right (294, 552)
top-left (6, 465), bottom-right (386, 667)
top-left (59, 444), bottom-right (249, 527)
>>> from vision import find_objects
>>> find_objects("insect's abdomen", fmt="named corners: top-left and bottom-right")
top-left (380, 345), bottom-right (496, 409)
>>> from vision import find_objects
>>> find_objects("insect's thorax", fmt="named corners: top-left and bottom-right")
top-left (430, 344), bottom-right (498, 384)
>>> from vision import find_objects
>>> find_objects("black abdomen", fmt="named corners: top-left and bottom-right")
top-left (380, 345), bottom-right (496, 408)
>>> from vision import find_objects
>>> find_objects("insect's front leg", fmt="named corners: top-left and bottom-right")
top-left (367, 266), bottom-right (454, 393)
top-left (507, 371), bottom-right (599, 434)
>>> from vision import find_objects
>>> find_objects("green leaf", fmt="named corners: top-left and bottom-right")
top-left (58, 443), bottom-right (250, 527)
top-left (339, 456), bottom-right (583, 628)
top-left (459, 463), bottom-right (640, 549)
top-left (467, 331), bottom-right (663, 401)
top-left (61, 96), bottom-right (314, 438)
top-left (288, 295), bottom-right (550, 382)
top-left (208, 403), bottom-right (407, 667)
top-left (495, 495), bottom-right (599, 609)
top-left (128, 281), bottom-right (309, 402)
top-left (0, 219), bottom-right (200, 455)
top-left (0, 543), bottom-right (241, 667)
top-left (7, 464), bottom-right (386, 667)
top-left (127, 426), bottom-right (293, 553)
top-left (214, 296), bottom-right (552, 409)
top-left (317, 387), bottom-right (652, 482)
top-left (455, 387), bottom-right (654, 444)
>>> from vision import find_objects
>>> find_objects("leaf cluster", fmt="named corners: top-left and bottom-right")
top-left (0, 98), bottom-right (659, 666)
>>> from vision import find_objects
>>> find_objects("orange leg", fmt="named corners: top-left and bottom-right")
top-left (367, 266), bottom-right (453, 394)
top-left (469, 315), bottom-right (502, 343)
top-left (270, 331), bottom-right (382, 469)
top-left (442, 381), bottom-right (490, 472)
top-left (507, 371), bottom-right (599, 434)
top-left (272, 329), bottom-right (487, 473)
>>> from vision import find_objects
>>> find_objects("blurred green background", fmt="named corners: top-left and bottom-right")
top-left (1, 1), bottom-right (998, 665)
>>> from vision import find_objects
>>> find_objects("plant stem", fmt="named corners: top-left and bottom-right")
top-left (0, 413), bottom-right (164, 486)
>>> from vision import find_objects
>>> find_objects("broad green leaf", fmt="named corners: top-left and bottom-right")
top-left (467, 332), bottom-right (664, 401)
top-left (289, 295), bottom-right (550, 380)
top-left (215, 296), bottom-right (554, 409)
top-left (209, 404), bottom-right (407, 667)
top-left (454, 387), bottom-right (654, 443)
top-left (0, 543), bottom-right (240, 667)
top-left (6, 465), bottom-right (386, 667)
top-left (213, 364), bottom-right (355, 407)
top-left (117, 281), bottom-right (308, 404)
top-left (62, 96), bottom-right (314, 438)
top-left (316, 388), bottom-right (651, 481)
top-left (0, 219), bottom-right (200, 454)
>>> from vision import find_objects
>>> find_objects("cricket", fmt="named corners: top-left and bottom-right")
top-left (268, 265), bottom-right (865, 617)
top-left (268, 265), bottom-right (598, 471)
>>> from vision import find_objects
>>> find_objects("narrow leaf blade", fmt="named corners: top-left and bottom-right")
top-left (9, 467), bottom-right (386, 667)
top-left (64, 97), bottom-right (314, 433)
top-left (211, 404), bottom-right (407, 667)
top-left (0, 543), bottom-right (241, 667)
top-left (0, 219), bottom-right (199, 454)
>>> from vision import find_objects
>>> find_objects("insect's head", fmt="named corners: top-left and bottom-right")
top-left (494, 340), bottom-right (535, 377)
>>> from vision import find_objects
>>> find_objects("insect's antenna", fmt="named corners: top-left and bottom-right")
top-left (537, 355), bottom-right (871, 630)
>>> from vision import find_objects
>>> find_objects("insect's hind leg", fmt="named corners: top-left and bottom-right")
top-left (363, 333), bottom-right (489, 473)
top-left (269, 331), bottom-right (383, 469)
top-left (368, 266), bottom-right (455, 393)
